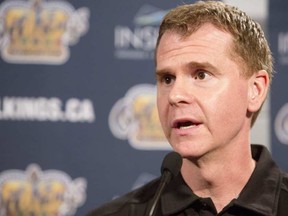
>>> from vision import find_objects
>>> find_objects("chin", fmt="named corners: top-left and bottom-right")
top-left (172, 145), bottom-right (205, 159)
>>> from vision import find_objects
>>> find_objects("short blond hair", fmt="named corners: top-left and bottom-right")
top-left (156, 1), bottom-right (273, 126)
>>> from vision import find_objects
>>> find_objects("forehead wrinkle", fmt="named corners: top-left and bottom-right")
top-left (157, 24), bottom-right (235, 59)
top-left (157, 41), bottom-right (230, 70)
top-left (156, 43), bottom-right (222, 75)
top-left (156, 24), bottom-right (242, 75)
top-left (156, 42), bottom-right (209, 71)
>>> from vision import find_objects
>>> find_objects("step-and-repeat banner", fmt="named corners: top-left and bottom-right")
top-left (269, 0), bottom-right (288, 172)
top-left (0, 0), bottom-right (287, 215)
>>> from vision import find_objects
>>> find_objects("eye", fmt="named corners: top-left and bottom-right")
top-left (157, 73), bottom-right (174, 85)
top-left (163, 74), bottom-right (173, 84)
top-left (195, 71), bottom-right (211, 80)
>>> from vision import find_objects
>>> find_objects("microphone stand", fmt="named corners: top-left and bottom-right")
top-left (147, 171), bottom-right (172, 216)
top-left (145, 151), bottom-right (182, 216)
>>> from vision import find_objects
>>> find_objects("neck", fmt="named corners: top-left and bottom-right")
top-left (181, 144), bottom-right (256, 213)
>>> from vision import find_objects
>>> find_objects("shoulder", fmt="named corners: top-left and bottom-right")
top-left (86, 178), bottom-right (160, 216)
top-left (277, 171), bottom-right (288, 214)
top-left (281, 170), bottom-right (288, 192)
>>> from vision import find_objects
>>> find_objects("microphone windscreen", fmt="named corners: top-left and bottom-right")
top-left (161, 152), bottom-right (182, 178)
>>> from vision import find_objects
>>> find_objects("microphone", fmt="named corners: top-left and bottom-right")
top-left (147, 152), bottom-right (182, 216)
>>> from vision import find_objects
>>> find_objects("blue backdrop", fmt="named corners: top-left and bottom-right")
top-left (0, 0), bottom-right (287, 216)
top-left (269, 0), bottom-right (288, 172)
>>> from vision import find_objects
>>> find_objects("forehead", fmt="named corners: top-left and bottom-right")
top-left (155, 23), bottom-right (246, 75)
top-left (156, 23), bottom-right (234, 60)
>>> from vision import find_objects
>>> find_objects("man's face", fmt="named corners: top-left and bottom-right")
top-left (156, 23), bottom-right (252, 159)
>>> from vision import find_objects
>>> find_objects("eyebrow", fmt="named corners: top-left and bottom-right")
top-left (155, 61), bottom-right (218, 75)
top-left (186, 61), bottom-right (219, 73)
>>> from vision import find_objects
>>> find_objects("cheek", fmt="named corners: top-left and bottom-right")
top-left (157, 94), bottom-right (166, 123)
top-left (207, 85), bottom-right (249, 126)
top-left (157, 93), bottom-right (171, 136)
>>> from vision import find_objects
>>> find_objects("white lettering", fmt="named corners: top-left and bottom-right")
top-left (65, 98), bottom-right (95, 122)
top-left (0, 97), bottom-right (95, 123)
top-left (278, 32), bottom-right (288, 54)
top-left (114, 26), bottom-right (158, 50)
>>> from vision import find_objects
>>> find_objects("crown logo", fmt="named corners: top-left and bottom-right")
top-left (0, 164), bottom-right (87, 216)
top-left (0, 0), bottom-right (89, 64)
top-left (109, 84), bottom-right (170, 150)
top-left (132, 93), bottom-right (166, 141)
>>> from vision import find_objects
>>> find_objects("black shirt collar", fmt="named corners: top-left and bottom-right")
top-left (234, 145), bottom-right (282, 215)
top-left (161, 145), bottom-right (282, 215)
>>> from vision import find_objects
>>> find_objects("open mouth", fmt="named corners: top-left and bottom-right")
top-left (174, 120), bottom-right (199, 129)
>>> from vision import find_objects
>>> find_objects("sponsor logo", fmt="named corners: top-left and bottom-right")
top-left (0, 164), bottom-right (86, 216)
top-left (278, 32), bottom-right (288, 65)
top-left (0, 96), bottom-right (95, 123)
top-left (114, 5), bottom-right (168, 60)
top-left (109, 84), bottom-right (171, 150)
top-left (0, 0), bottom-right (89, 64)
top-left (274, 103), bottom-right (288, 144)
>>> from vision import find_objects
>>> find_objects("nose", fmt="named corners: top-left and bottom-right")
top-left (168, 78), bottom-right (191, 106)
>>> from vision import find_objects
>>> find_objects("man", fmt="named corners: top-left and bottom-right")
top-left (87, 1), bottom-right (288, 215)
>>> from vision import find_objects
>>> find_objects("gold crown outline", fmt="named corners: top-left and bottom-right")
top-left (0, 0), bottom-right (89, 64)
top-left (0, 164), bottom-right (87, 216)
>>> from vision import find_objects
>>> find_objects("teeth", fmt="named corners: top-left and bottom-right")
top-left (179, 124), bottom-right (195, 129)
top-left (178, 121), bottom-right (194, 129)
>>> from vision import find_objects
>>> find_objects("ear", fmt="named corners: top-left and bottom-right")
top-left (247, 70), bottom-right (269, 113)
